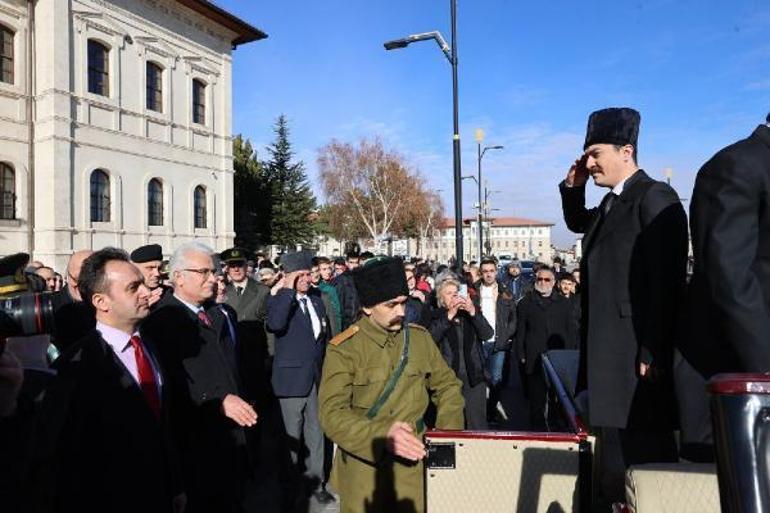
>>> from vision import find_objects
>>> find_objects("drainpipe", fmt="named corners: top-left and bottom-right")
top-left (25, 0), bottom-right (35, 255)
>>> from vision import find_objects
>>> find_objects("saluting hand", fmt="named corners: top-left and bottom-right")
top-left (222, 394), bottom-right (258, 427)
top-left (565, 155), bottom-right (589, 187)
top-left (386, 421), bottom-right (426, 462)
top-left (270, 272), bottom-right (286, 296)
top-left (148, 287), bottom-right (163, 307)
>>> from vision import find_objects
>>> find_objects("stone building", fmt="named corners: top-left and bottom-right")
top-left (431, 216), bottom-right (554, 263)
top-left (0, 0), bottom-right (265, 270)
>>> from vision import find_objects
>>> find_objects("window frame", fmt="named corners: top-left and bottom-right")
top-left (0, 162), bottom-right (15, 220)
top-left (147, 178), bottom-right (163, 226)
top-left (192, 78), bottom-right (206, 125)
top-left (194, 185), bottom-right (207, 229)
top-left (87, 39), bottom-right (110, 97)
top-left (90, 169), bottom-right (111, 223)
top-left (0, 25), bottom-right (14, 85)
top-left (146, 61), bottom-right (163, 113)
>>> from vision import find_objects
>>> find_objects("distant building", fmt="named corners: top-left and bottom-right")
top-left (0, 0), bottom-right (265, 270)
top-left (430, 217), bottom-right (554, 263)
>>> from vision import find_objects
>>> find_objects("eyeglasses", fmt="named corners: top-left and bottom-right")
top-left (184, 268), bottom-right (217, 278)
top-left (536, 277), bottom-right (553, 283)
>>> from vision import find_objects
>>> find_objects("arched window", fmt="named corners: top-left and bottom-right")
top-left (0, 163), bottom-right (15, 219)
top-left (90, 169), bottom-right (110, 222)
top-left (194, 185), bottom-right (206, 228)
top-left (0, 25), bottom-right (13, 84)
top-left (192, 79), bottom-right (206, 124)
top-left (87, 40), bottom-right (109, 96)
top-left (148, 178), bottom-right (163, 226)
top-left (146, 61), bottom-right (163, 112)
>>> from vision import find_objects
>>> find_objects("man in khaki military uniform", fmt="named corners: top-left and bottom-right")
top-left (319, 256), bottom-right (464, 513)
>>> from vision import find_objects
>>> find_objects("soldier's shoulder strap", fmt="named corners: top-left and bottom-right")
top-left (329, 325), bottom-right (360, 346)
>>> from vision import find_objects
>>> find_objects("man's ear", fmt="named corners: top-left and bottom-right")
top-left (91, 292), bottom-right (110, 313)
top-left (362, 306), bottom-right (373, 316)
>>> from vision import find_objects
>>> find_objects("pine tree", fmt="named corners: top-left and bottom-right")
top-left (264, 115), bottom-right (317, 250)
top-left (233, 135), bottom-right (271, 249)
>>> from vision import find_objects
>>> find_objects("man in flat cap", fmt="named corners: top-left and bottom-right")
top-left (676, 112), bottom-right (770, 461)
top-left (130, 244), bottom-right (167, 307)
top-left (318, 256), bottom-right (464, 513)
top-left (266, 250), bottom-right (334, 504)
top-left (559, 108), bottom-right (688, 502)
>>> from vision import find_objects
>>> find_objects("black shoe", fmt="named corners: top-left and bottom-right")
top-left (312, 489), bottom-right (336, 504)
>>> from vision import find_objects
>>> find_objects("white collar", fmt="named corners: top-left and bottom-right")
top-left (612, 171), bottom-right (637, 196)
top-left (174, 294), bottom-right (203, 314)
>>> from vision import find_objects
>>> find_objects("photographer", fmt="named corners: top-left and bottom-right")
top-left (424, 275), bottom-right (493, 430)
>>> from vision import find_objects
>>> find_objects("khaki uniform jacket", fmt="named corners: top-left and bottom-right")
top-left (319, 317), bottom-right (464, 513)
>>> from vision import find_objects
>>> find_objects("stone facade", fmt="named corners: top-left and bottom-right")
top-left (0, 0), bottom-right (264, 270)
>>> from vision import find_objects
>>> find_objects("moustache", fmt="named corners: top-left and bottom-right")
top-left (390, 316), bottom-right (405, 326)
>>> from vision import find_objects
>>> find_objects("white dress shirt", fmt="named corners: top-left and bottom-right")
top-left (297, 293), bottom-right (322, 339)
top-left (97, 321), bottom-right (162, 392)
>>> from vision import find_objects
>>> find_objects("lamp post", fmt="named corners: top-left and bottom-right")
top-left (384, 0), bottom-right (463, 267)
top-left (474, 128), bottom-right (503, 260)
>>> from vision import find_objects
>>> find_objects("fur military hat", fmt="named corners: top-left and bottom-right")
top-left (130, 244), bottom-right (163, 263)
top-left (584, 107), bottom-right (640, 150)
top-left (352, 256), bottom-right (409, 308)
top-left (280, 250), bottom-right (315, 273)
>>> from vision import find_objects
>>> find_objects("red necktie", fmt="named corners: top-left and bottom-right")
top-left (197, 309), bottom-right (212, 327)
top-left (128, 335), bottom-right (161, 419)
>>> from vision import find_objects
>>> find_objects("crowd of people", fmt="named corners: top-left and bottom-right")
top-left (1, 106), bottom-right (769, 513)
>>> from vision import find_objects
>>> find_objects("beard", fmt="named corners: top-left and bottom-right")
top-left (535, 284), bottom-right (553, 296)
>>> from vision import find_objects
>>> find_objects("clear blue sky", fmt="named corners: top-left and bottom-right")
top-left (217, 0), bottom-right (770, 246)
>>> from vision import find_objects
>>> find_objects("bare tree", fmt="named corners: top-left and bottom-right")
top-left (413, 187), bottom-right (445, 258)
top-left (318, 139), bottom-right (419, 244)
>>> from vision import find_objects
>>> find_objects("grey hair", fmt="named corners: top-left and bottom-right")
top-left (168, 241), bottom-right (215, 283)
top-left (435, 277), bottom-right (461, 308)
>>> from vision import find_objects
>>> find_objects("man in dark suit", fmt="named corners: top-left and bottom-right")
top-left (677, 114), bottom-right (770, 461)
top-left (267, 250), bottom-right (334, 504)
top-left (515, 267), bottom-right (577, 430)
top-left (37, 247), bottom-right (183, 513)
top-left (559, 108), bottom-right (688, 502)
top-left (142, 241), bottom-right (258, 513)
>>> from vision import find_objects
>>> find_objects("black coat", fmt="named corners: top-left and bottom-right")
top-left (682, 124), bottom-right (770, 376)
top-left (515, 291), bottom-right (578, 375)
top-left (141, 293), bottom-right (252, 511)
top-left (426, 305), bottom-right (494, 388)
top-left (34, 329), bottom-right (178, 513)
top-left (560, 169), bottom-right (688, 429)
top-left (51, 286), bottom-right (95, 351)
top-left (333, 271), bottom-right (360, 330)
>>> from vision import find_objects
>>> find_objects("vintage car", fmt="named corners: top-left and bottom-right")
top-left (423, 350), bottom-right (766, 513)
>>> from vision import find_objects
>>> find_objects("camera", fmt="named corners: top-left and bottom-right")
top-left (0, 292), bottom-right (56, 339)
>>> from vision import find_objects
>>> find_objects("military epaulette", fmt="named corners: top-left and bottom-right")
top-left (329, 325), bottom-right (360, 346)
top-left (408, 323), bottom-right (429, 333)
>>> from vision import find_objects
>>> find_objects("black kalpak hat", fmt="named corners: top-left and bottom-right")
top-left (584, 107), bottom-right (641, 150)
top-left (281, 250), bottom-right (315, 273)
top-left (220, 247), bottom-right (247, 264)
top-left (352, 256), bottom-right (409, 308)
top-left (130, 244), bottom-right (163, 263)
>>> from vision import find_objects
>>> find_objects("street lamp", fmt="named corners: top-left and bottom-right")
top-left (384, 0), bottom-right (463, 267)
top-left (474, 128), bottom-right (503, 259)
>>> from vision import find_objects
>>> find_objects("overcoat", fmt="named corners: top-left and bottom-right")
top-left (318, 318), bottom-right (464, 513)
top-left (683, 124), bottom-right (770, 375)
top-left (141, 293), bottom-right (253, 512)
top-left (560, 169), bottom-right (688, 429)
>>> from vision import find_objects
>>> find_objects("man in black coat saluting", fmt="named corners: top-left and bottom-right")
top-left (559, 108), bottom-right (688, 502)
top-left (677, 113), bottom-right (770, 461)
